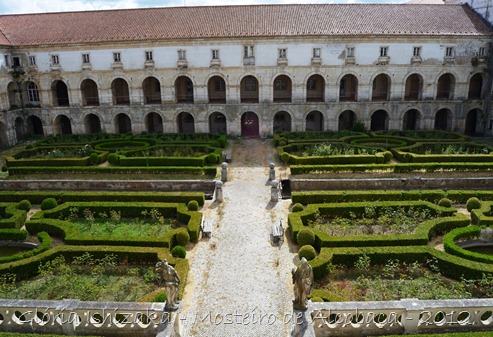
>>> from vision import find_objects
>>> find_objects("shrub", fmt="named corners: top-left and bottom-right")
top-left (40, 198), bottom-right (57, 211)
top-left (207, 153), bottom-right (218, 164)
top-left (187, 200), bottom-right (199, 211)
top-left (1, 165), bottom-right (7, 172)
top-left (297, 228), bottom-right (315, 246)
top-left (107, 153), bottom-right (119, 165)
top-left (310, 297), bottom-right (324, 302)
top-left (467, 197), bottom-right (482, 212)
top-left (438, 198), bottom-right (452, 208)
top-left (89, 152), bottom-right (99, 165)
top-left (154, 292), bottom-right (167, 302)
top-left (299, 245), bottom-right (316, 260)
top-left (280, 152), bottom-right (290, 164)
top-left (171, 245), bottom-right (186, 258)
top-left (175, 229), bottom-right (190, 246)
top-left (292, 203), bottom-right (304, 212)
top-left (16, 199), bottom-right (31, 211)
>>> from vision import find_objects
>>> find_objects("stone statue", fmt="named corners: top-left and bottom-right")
top-left (155, 259), bottom-right (181, 311)
top-left (292, 257), bottom-right (314, 310)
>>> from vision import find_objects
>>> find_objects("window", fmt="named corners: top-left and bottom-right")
top-left (275, 78), bottom-right (287, 91)
top-left (307, 79), bottom-right (317, 91)
top-left (12, 57), bottom-right (20, 67)
top-left (244, 45), bottom-right (254, 58)
top-left (413, 47), bottom-right (421, 57)
top-left (51, 55), bottom-right (59, 65)
top-left (214, 79), bottom-right (225, 92)
top-left (4, 55), bottom-right (10, 67)
top-left (82, 53), bottom-right (90, 64)
top-left (212, 49), bottom-right (220, 60)
top-left (278, 48), bottom-right (287, 59)
top-left (313, 48), bottom-right (321, 58)
top-left (445, 47), bottom-right (454, 58)
top-left (145, 51), bottom-right (153, 62)
top-left (478, 47), bottom-right (486, 58)
top-left (380, 47), bottom-right (388, 57)
top-left (346, 47), bottom-right (354, 58)
top-left (245, 77), bottom-right (257, 91)
top-left (113, 52), bottom-right (121, 63)
top-left (178, 50), bottom-right (186, 61)
top-left (29, 56), bottom-right (36, 66)
top-left (27, 82), bottom-right (40, 103)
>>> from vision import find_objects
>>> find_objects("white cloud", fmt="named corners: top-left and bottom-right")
top-left (0, 0), bottom-right (139, 14)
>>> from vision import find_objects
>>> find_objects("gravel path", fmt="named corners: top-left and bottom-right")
top-left (179, 138), bottom-right (297, 337)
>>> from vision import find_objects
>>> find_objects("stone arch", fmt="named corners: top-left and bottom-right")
top-left (26, 115), bottom-right (44, 136)
top-left (209, 112), bottom-right (227, 133)
top-left (338, 110), bottom-right (357, 131)
top-left (404, 73), bottom-right (423, 101)
top-left (143, 77), bottom-right (161, 104)
top-left (208, 76), bottom-right (226, 104)
top-left (177, 112), bottom-right (195, 133)
top-left (273, 111), bottom-right (292, 133)
top-left (465, 108), bottom-right (483, 135)
top-left (339, 74), bottom-right (358, 102)
top-left (370, 110), bottom-right (389, 131)
top-left (240, 76), bottom-right (259, 103)
top-left (84, 113), bottom-right (102, 134)
top-left (436, 73), bottom-right (455, 100)
top-left (306, 110), bottom-right (324, 131)
top-left (175, 76), bottom-right (194, 103)
top-left (403, 109), bottom-right (421, 130)
top-left (241, 111), bottom-right (259, 137)
top-left (115, 113), bottom-right (132, 134)
top-left (434, 108), bottom-right (453, 131)
top-left (273, 75), bottom-right (292, 103)
top-left (54, 114), bottom-right (72, 135)
top-left (468, 73), bottom-right (484, 100)
top-left (306, 74), bottom-right (325, 102)
top-left (51, 80), bottom-right (70, 106)
top-left (111, 78), bottom-right (130, 105)
top-left (14, 117), bottom-right (25, 141)
top-left (81, 79), bottom-right (99, 106)
top-left (371, 74), bottom-right (390, 101)
top-left (145, 112), bottom-right (163, 133)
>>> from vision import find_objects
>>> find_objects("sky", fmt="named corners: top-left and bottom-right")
top-left (0, 0), bottom-right (407, 15)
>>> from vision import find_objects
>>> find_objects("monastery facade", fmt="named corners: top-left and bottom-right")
top-left (0, 4), bottom-right (491, 145)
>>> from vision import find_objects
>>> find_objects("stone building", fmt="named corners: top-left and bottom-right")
top-left (0, 3), bottom-right (490, 145)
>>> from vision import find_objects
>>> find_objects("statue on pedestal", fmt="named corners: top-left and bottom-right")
top-left (292, 257), bottom-right (314, 310)
top-left (155, 259), bottom-right (181, 311)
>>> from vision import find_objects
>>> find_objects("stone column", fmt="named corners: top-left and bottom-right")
top-left (269, 163), bottom-right (276, 181)
top-left (271, 179), bottom-right (279, 202)
top-left (214, 180), bottom-right (223, 203)
top-left (221, 162), bottom-right (228, 182)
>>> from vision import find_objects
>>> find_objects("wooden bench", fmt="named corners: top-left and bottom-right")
top-left (201, 217), bottom-right (213, 239)
top-left (272, 220), bottom-right (284, 244)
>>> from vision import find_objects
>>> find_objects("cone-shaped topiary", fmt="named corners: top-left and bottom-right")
top-left (298, 245), bottom-right (316, 260)
top-left (297, 228), bottom-right (315, 246)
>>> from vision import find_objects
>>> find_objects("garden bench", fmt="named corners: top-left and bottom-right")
top-left (201, 217), bottom-right (213, 239)
top-left (272, 220), bottom-right (284, 244)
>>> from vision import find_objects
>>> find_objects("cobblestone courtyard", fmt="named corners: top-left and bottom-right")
top-left (180, 138), bottom-right (297, 337)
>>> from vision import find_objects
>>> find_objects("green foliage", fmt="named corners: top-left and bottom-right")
top-left (298, 245), bottom-right (316, 260)
top-left (292, 203), bottom-right (304, 212)
top-left (187, 200), bottom-right (199, 211)
top-left (280, 152), bottom-right (290, 164)
top-left (175, 228), bottom-right (190, 246)
top-left (40, 198), bottom-right (57, 211)
top-left (1, 165), bottom-right (7, 172)
top-left (302, 143), bottom-right (377, 156)
top-left (89, 152), bottom-right (99, 165)
top-left (154, 292), bottom-right (167, 302)
top-left (467, 197), bottom-right (482, 212)
top-left (297, 228), bottom-right (315, 246)
top-left (309, 296), bottom-right (323, 302)
top-left (171, 245), bottom-right (186, 258)
top-left (16, 199), bottom-right (31, 211)
top-left (107, 153), bottom-right (119, 165)
top-left (438, 198), bottom-right (452, 208)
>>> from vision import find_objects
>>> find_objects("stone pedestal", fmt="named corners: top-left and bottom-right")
top-left (269, 162), bottom-right (276, 181)
top-left (215, 180), bottom-right (223, 203)
top-left (221, 162), bottom-right (228, 182)
top-left (271, 179), bottom-right (279, 202)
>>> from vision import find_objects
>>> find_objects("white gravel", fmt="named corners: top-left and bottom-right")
top-left (179, 138), bottom-right (297, 337)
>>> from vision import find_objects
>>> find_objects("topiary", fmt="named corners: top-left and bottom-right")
top-left (175, 229), bottom-right (190, 246)
top-left (292, 203), bottom-right (304, 213)
top-left (40, 198), bottom-right (57, 211)
top-left (187, 200), bottom-right (199, 211)
top-left (171, 245), bottom-right (186, 258)
top-left (207, 153), bottom-right (218, 164)
top-left (466, 197), bottom-right (482, 212)
top-left (383, 151), bottom-right (393, 163)
top-left (1, 165), bottom-right (7, 172)
top-left (16, 199), bottom-right (31, 211)
top-left (89, 152), bottom-right (99, 165)
top-left (298, 245), bottom-right (316, 261)
top-left (107, 153), bottom-right (119, 165)
top-left (280, 152), bottom-right (290, 164)
top-left (438, 198), bottom-right (452, 208)
top-left (297, 228), bottom-right (315, 246)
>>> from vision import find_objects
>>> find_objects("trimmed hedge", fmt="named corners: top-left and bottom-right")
top-left (6, 148), bottom-right (108, 167)
top-left (442, 226), bottom-right (493, 264)
top-left (0, 228), bottom-right (28, 241)
top-left (8, 166), bottom-right (217, 176)
top-left (0, 203), bottom-right (28, 229)
top-left (0, 231), bottom-right (51, 264)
